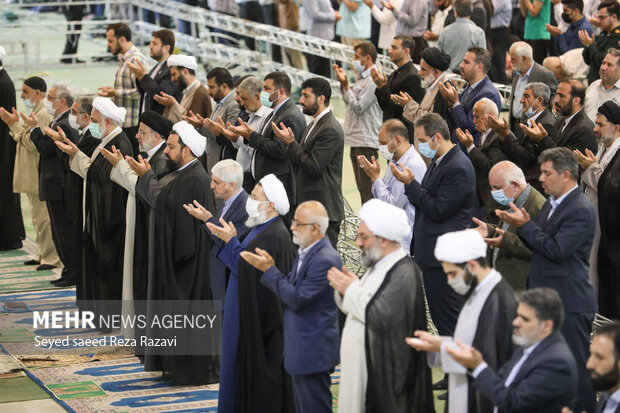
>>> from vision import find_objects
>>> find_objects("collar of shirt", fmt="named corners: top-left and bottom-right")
top-left (249, 104), bottom-right (271, 120)
top-left (298, 238), bottom-right (322, 260)
top-left (217, 90), bottom-right (235, 108)
top-left (606, 388), bottom-right (620, 410)
top-left (53, 109), bottom-right (70, 124)
top-left (150, 59), bottom-right (166, 78)
top-left (550, 184), bottom-right (579, 209)
top-left (517, 62), bottom-right (534, 80)
top-left (480, 128), bottom-right (491, 144)
top-left (120, 45), bottom-right (138, 62)
top-left (529, 108), bottom-right (545, 124)
top-left (600, 77), bottom-right (620, 91)
top-left (473, 268), bottom-right (501, 294)
top-left (361, 64), bottom-right (377, 79)
top-left (177, 158), bottom-right (198, 172)
top-left (312, 107), bottom-right (331, 124)
top-left (394, 60), bottom-right (414, 76)
top-left (184, 78), bottom-right (201, 95)
top-left (393, 145), bottom-right (417, 165)
top-left (563, 110), bottom-right (579, 129)
top-left (223, 188), bottom-right (243, 212)
top-left (571, 16), bottom-right (587, 29)
top-left (435, 145), bottom-right (455, 165)
top-left (146, 140), bottom-right (165, 159)
top-left (272, 97), bottom-right (290, 115)
top-left (468, 76), bottom-right (485, 91)
top-left (522, 339), bottom-right (542, 357)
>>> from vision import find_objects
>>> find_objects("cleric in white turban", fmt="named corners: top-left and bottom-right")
top-left (434, 229), bottom-right (487, 264)
top-left (329, 197), bottom-right (435, 412)
top-left (92, 96), bottom-right (126, 126)
top-left (167, 54), bottom-right (198, 71)
top-left (172, 120), bottom-right (206, 157)
top-left (259, 173), bottom-right (290, 216)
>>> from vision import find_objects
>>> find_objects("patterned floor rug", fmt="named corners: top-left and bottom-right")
top-left (0, 249), bottom-right (61, 294)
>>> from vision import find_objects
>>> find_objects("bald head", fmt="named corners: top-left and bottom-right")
top-left (292, 201), bottom-right (329, 247)
top-left (489, 161), bottom-right (527, 201)
top-left (543, 56), bottom-right (564, 81)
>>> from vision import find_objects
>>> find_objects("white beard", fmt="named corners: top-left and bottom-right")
top-left (421, 74), bottom-right (435, 89)
top-left (245, 211), bottom-right (270, 228)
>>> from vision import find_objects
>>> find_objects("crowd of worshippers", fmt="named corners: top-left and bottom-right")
top-left (1, 16), bottom-right (620, 412)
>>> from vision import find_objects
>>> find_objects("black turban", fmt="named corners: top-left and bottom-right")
top-left (598, 100), bottom-right (620, 125)
top-left (23, 76), bottom-right (47, 92)
top-left (139, 110), bottom-right (173, 138)
top-left (421, 47), bottom-right (451, 72)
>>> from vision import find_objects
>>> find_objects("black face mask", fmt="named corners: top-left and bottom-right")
top-left (590, 362), bottom-right (620, 392)
top-left (561, 12), bottom-right (573, 23)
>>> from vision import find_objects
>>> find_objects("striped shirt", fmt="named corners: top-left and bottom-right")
top-left (113, 45), bottom-right (148, 128)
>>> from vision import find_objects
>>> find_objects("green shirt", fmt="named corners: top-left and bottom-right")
top-left (524, 0), bottom-right (551, 40)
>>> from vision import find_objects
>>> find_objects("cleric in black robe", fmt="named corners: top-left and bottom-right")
top-left (56, 97), bottom-right (133, 319)
top-left (329, 199), bottom-right (434, 413)
top-left (207, 174), bottom-right (296, 413)
top-left (0, 49), bottom-right (25, 250)
top-left (408, 229), bottom-right (516, 413)
top-left (131, 120), bottom-right (219, 386)
top-left (594, 101), bottom-right (620, 318)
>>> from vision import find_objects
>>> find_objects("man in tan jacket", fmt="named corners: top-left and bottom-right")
top-left (0, 76), bottom-right (59, 270)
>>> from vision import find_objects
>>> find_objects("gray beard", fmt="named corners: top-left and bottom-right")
top-left (361, 242), bottom-right (384, 268)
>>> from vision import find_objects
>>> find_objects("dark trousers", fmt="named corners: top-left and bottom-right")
top-left (327, 220), bottom-right (341, 249)
top-left (62, 5), bottom-right (83, 60)
top-left (561, 311), bottom-right (596, 413)
top-left (349, 147), bottom-right (377, 205)
top-left (122, 126), bottom-right (140, 157)
top-left (47, 199), bottom-right (80, 279)
top-left (239, 1), bottom-right (263, 50)
top-left (305, 53), bottom-right (331, 78)
top-left (292, 370), bottom-right (333, 413)
top-left (526, 39), bottom-right (549, 64)
top-left (420, 266), bottom-right (464, 335)
top-left (489, 27), bottom-right (510, 84)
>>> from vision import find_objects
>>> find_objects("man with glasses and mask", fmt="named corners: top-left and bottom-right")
top-left (328, 199), bottom-right (434, 413)
top-left (207, 173), bottom-right (296, 413)
top-left (240, 201), bottom-right (342, 413)
top-left (445, 288), bottom-right (579, 412)
top-left (407, 229), bottom-right (517, 413)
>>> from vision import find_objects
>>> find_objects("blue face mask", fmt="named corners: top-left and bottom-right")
top-left (353, 59), bottom-right (365, 74)
top-left (419, 140), bottom-right (437, 159)
top-left (89, 122), bottom-right (103, 139)
top-left (491, 187), bottom-right (515, 206)
top-left (260, 90), bottom-right (274, 108)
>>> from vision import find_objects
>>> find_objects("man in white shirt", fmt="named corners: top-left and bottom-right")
top-left (584, 48), bottom-right (620, 121)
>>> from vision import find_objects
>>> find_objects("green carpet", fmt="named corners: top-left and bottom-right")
top-left (0, 376), bottom-right (51, 403)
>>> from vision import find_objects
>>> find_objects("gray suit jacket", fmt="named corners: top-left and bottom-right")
top-left (510, 63), bottom-right (558, 127)
top-left (203, 94), bottom-right (240, 172)
top-left (302, 0), bottom-right (336, 40)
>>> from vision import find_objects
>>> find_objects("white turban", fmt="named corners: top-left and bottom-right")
top-left (434, 230), bottom-right (487, 263)
top-left (167, 54), bottom-right (198, 71)
top-left (259, 174), bottom-right (289, 215)
top-left (172, 121), bottom-right (206, 157)
top-left (0, 46), bottom-right (5, 62)
top-left (92, 97), bottom-right (126, 125)
top-left (359, 199), bottom-right (410, 242)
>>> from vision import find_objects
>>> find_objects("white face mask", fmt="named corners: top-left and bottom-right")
top-left (68, 114), bottom-right (80, 130)
top-left (378, 138), bottom-right (396, 161)
top-left (447, 267), bottom-right (473, 295)
top-left (421, 73), bottom-right (435, 89)
top-left (245, 198), bottom-right (265, 218)
top-left (45, 100), bottom-right (55, 115)
top-left (23, 98), bottom-right (36, 109)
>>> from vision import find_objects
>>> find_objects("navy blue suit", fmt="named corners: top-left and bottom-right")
top-left (404, 145), bottom-right (476, 335)
top-left (202, 190), bottom-right (249, 302)
top-left (449, 76), bottom-right (502, 146)
top-left (261, 236), bottom-right (342, 413)
top-left (474, 331), bottom-right (578, 412)
top-left (518, 186), bottom-right (597, 412)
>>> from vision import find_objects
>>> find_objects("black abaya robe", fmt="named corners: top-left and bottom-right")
top-left (235, 217), bottom-right (296, 413)
top-left (135, 159), bottom-right (219, 386)
top-left (78, 131), bottom-right (134, 319)
top-left (0, 68), bottom-right (25, 249)
top-left (365, 256), bottom-right (435, 413)
top-left (597, 148), bottom-right (620, 318)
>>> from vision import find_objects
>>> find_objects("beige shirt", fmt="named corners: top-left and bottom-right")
top-left (9, 100), bottom-right (52, 194)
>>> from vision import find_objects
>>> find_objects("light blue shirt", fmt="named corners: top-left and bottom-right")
top-left (336, 0), bottom-right (371, 39)
top-left (220, 188), bottom-right (243, 219)
top-left (603, 388), bottom-right (620, 413)
top-left (491, 0), bottom-right (513, 28)
top-left (371, 145), bottom-right (427, 251)
top-left (296, 238), bottom-right (322, 271)
top-left (548, 185), bottom-right (579, 219)
top-left (512, 62), bottom-right (534, 119)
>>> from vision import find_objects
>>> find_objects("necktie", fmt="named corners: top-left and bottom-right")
top-left (460, 86), bottom-right (473, 105)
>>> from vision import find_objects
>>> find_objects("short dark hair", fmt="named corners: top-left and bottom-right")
top-left (264, 72), bottom-right (292, 96)
top-left (414, 113), bottom-right (451, 141)
top-left (599, 1), bottom-right (620, 19)
top-left (562, 0), bottom-right (584, 13)
top-left (454, 0), bottom-right (474, 17)
top-left (525, 82), bottom-right (551, 107)
top-left (207, 67), bottom-right (234, 89)
top-left (394, 34), bottom-right (416, 57)
top-left (76, 96), bottom-right (94, 115)
top-left (300, 77), bottom-right (332, 106)
top-left (559, 77), bottom-right (586, 105)
top-left (107, 23), bottom-right (132, 42)
top-left (538, 147), bottom-right (579, 182)
top-left (468, 46), bottom-right (491, 73)
top-left (606, 48), bottom-right (620, 66)
top-left (152, 29), bottom-right (175, 52)
top-left (455, 257), bottom-right (489, 268)
top-left (381, 119), bottom-right (410, 143)
top-left (354, 42), bottom-right (378, 63)
top-left (517, 288), bottom-right (565, 333)
top-left (595, 322), bottom-right (620, 360)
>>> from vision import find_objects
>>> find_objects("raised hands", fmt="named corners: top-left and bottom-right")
top-left (206, 217), bottom-right (237, 243)
top-left (125, 154), bottom-right (151, 177)
top-left (43, 126), bottom-right (67, 142)
top-left (152, 91), bottom-right (176, 107)
top-left (390, 91), bottom-right (413, 107)
top-left (55, 137), bottom-right (79, 157)
top-left (357, 154), bottom-right (381, 181)
top-left (370, 67), bottom-right (388, 89)
top-left (519, 121), bottom-right (548, 142)
top-left (438, 81), bottom-right (459, 106)
top-left (20, 111), bottom-right (39, 129)
top-left (126, 59), bottom-right (148, 80)
top-left (0, 107), bottom-right (20, 126)
top-left (333, 64), bottom-right (349, 90)
top-left (183, 199), bottom-right (213, 223)
top-left (99, 145), bottom-right (124, 166)
top-left (98, 86), bottom-right (116, 97)
top-left (406, 330), bottom-right (442, 352)
top-left (573, 148), bottom-right (597, 169)
top-left (183, 110), bottom-right (205, 128)
top-left (327, 265), bottom-right (358, 295)
top-left (389, 162), bottom-right (416, 185)
top-left (227, 118), bottom-right (254, 139)
top-left (455, 128), bottom-right (474, 147)
top-left (495, 202), bottom-right (531, 228)
top-left (240, 247), bottom-right (275, 272)
top-left (271, 121), bottom-right (295, 145)
top-left (486, 114), bottom-right (510, 139)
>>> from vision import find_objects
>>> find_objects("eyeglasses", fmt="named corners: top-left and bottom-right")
top-left (598, 14), bottom-right (610, 20)
top-left (137, 130), bottom-right (154, 136)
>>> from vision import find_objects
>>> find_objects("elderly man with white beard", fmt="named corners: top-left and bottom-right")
top-left (327, 199), bottom-right (434, 413)
top-left (207, 173), bottom-right (296, 412)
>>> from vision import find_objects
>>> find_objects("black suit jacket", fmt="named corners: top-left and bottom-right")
top-left (375, 61), bottom-right (423, 138)
top-left (136, 60), bottom-right (181, 115)
top-left (30, 110), bottom-right (80, 201)
top-left (518, 187), bottom-right (597, 313)
top-left (501, 108), bottom-right (556, 186)
top-left (509, 62), bottom-right (558, 128)
top-left (287, 110), bottom-right (344, 222)
top-left (540, 109), bottom-right (598, 154)
top-left (474, 331), bottom-right (578, 413)
top-left (404, 145), bottom-right (477, 268)
top-left (248, 98), bottom-right (307, 205)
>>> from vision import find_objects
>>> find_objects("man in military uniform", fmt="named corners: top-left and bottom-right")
top-left (580, 1), bottom-right (620, 84)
